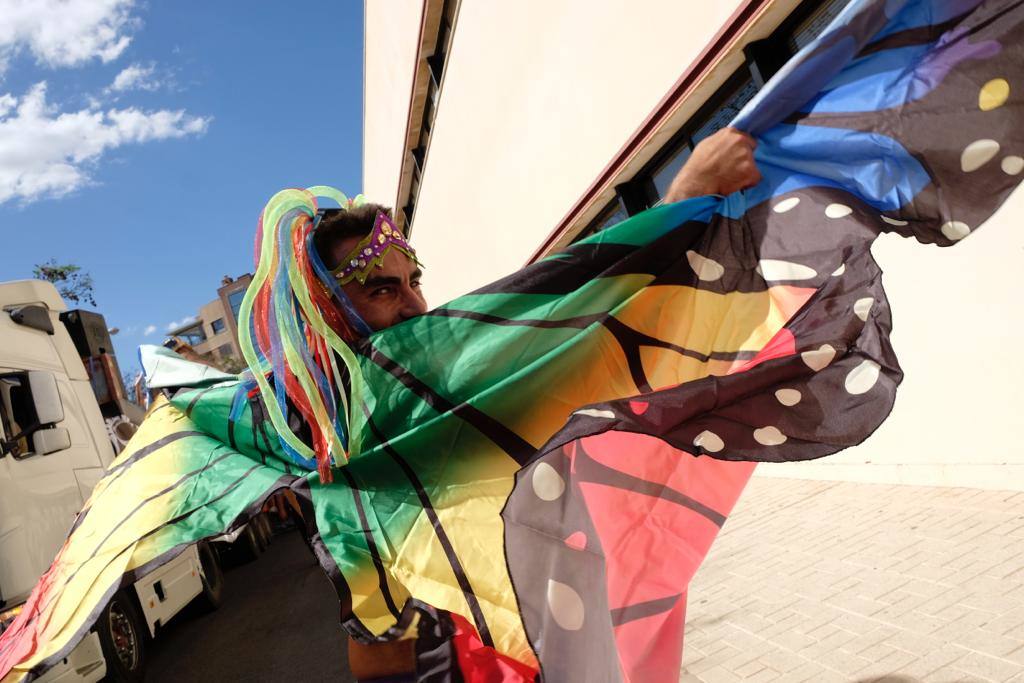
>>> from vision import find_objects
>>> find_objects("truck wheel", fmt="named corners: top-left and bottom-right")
top-left (236, 523), bottom-right (263, 563)
top-left (257, 513), bottom-right (273, 547)
top-left (195, 541), bottom-right (224, 611)
top-left (97, 589), bottom-right (146, 682)
top-left (252, 515), bottom-right (268, 552)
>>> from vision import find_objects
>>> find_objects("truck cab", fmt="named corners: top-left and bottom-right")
top-left (0, 281), bottom-right (215, 682)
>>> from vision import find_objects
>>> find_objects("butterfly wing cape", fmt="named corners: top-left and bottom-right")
top-left (2, 0), bottom-right (1022, 680)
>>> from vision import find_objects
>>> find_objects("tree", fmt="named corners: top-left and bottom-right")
top-left (122, 370), bottom-right (143, 405)
top-left (32, 260), bottom-right (97, 306)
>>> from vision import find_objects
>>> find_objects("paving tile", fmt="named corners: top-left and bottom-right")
top-left (731, 658), bottom-right (764, 678)
top-left (685, 645), bottom-right (741, 675)
top-left (984, 609), bottom-right (1024, 636)
top-left (895, 646), bottom-right (968, 679)
top-left (754, 647), bottom-right (809, 674)
top-left (954, 649), bottom-right (1024, 682)
top-left (784, 661), bottom-right (848, 683)
top-left (960, 592), bottom-right (1023, 615)
top-left (769, 628), bottom-right (816, 653)
top-left (813, 647), bottom-right (874, 677)
top-left (903, 610), bottom-right (951, 634)
top-left (883, 627), bottom-right (945, 657)
top-left (693, 666), bottom-right (741, 683)
top-left (741, 668), bottom-right (780, 683)
top-left (843, 626), bottom-right (896, 656)
top-left (852, 646), bottom-right (919, 680)
top-left (932, 623), bottom-right (1024, 659)
top-left (830, 610), bottom-right (885, 636)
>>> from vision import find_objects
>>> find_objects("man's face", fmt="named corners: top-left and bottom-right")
top-left (332, 235), bottom-right (427, 331)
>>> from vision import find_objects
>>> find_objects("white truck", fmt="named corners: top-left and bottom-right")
top-left (0, 280), bottom-right (233, 682)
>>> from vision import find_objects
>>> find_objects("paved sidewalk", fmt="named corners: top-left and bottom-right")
top-left (680, 477), bottom-right (1024, 682)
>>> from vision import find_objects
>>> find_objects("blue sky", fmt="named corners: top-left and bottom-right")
top-left (0, 0), bottom-right (364, 373)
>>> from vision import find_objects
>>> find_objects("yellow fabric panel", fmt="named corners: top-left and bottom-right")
top-left (382, 440), bottom-right (536, 667)
top-left (615, 284), bottom-right (814, 357)
top-left (492, 325), bottom-right (639, 448)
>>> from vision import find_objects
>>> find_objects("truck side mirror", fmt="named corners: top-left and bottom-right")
top-left (9, 305), bottom-right (54, 335)
top-left (0, 371), bottom-right (67, 458)
top-left (27, 371), bottom-right (64, 425)
top-left (32, 427), bottom-right (71, 455)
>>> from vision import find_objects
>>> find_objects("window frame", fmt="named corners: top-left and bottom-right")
top-left (227, 288), bottom-right (247, 323)
top-left (401, 0), bottom-right (460, 235)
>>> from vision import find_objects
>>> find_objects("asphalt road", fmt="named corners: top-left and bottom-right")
top-left (146, 526), bottom-right (356, 682)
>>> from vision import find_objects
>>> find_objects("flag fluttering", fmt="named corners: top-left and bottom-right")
top-left (1, 1), bottom-right (1022, 680)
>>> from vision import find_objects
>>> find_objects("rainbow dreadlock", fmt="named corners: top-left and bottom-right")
top-left (236, 186), bottom-right (370, 482)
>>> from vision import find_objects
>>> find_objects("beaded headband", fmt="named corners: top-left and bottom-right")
top-left (330, 211), bottom-right (421, 285)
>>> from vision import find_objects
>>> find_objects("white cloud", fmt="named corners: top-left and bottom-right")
top-left (143, 324), bottom-right (157, 336)
top-left (0, 0), bottom-right (136, 73)
top-left (110, 62), bottom-right (160, 92)
top-left (0, 82), bottom-right (211, 205)
top-left (165, 316), bottom-right (196, 332)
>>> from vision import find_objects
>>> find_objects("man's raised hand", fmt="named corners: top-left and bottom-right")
top-left (665, 127), bottom-right (761, 203)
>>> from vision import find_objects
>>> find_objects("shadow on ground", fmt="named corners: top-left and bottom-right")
top-left (147, 527), bottom-right (354, 682)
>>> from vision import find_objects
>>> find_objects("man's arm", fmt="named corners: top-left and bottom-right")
top-left (664, 127), bottom-right (761, 203)
top-left (348, 638), bottom-right (415, 680)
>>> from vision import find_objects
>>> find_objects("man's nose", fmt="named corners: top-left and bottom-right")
top-left (398, 286), bottom-right (427, 320)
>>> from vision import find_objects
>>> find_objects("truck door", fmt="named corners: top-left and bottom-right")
top-left (0, 371), bottom-right (89, 607)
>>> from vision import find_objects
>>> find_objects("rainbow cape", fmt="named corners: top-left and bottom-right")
top-left (2, 0), bottom-right (1023, 680)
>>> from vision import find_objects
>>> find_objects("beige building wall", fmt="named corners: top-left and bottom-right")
top-left (364, 1), bottom-right (1024, 491)
top-left (363, 0), bottom-right (425, 205)
top-left (409, 0), bottom-right (746, 304)
top-left (195, 299), bottom-right (234, 359)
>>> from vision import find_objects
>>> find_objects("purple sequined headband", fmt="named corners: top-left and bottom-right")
top-left (331, 211), bottom-right (421, 285)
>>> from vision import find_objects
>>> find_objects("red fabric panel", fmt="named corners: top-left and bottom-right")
top-left (450, 613), bottom-right (539, 682)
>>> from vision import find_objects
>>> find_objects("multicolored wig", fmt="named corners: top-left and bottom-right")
top-left (235, 185), bottom-right (374, 482)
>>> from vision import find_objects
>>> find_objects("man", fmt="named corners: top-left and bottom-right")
top-left (309, 127), bottom-right (760, 681)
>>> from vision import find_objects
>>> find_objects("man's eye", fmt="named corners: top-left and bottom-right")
top-left (372, 287), bottom-right (394, 298)
top-left (411, 280), bottom-right (422, 289)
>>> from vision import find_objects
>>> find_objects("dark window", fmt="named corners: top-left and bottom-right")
top-left (409, 170), bottom-right (422, 205)
top-left (216, 344), bottom-right (234, 358)
top-left (689, 77), bottom-right (759, 144)
top-left (403, 0), bottom-right (458, 232)
top-left (652, 144), bottom-right (693, 200)
top-left (789, 0), bottom-right (850, 51)
top-left (228, 289), bottom-right (246, 322)
top-left (596, 201), bottom-right (629, 231)
top-left (210, 318), bottom-right (226, 334)
top-left (84, 356), bottom-right (113, 405)
top-left (422, 79), bottom-right (439, 133)
top-left (0, 374), bottom-right (35, 456)
top-left (173, 321), bottom-right (206, 347)
top-left (574, 200), bottom-right (629, 242)
top-left (179, 329), bottom-right (206, 346)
